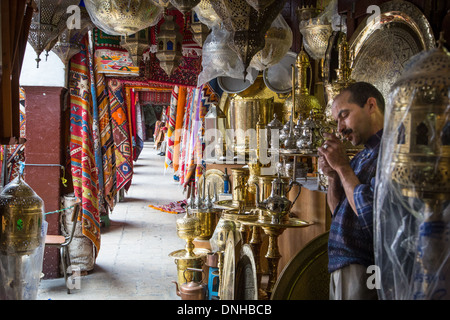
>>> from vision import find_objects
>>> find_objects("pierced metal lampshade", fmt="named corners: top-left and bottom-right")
top-left (194, 0), bottom-right (221, 28)
top-left (120, 28), bottom-right (150, 67)
top-left (190, 10), bottom-right (210, 47)
top-left (169, 0), bottom-right (201, 14)
top-left (84, 0), bottom-right (163, 36)
top-left (155, 15), bottom-right (183, 76)
top-left (51, 8), bottom-right (94, 65)
top-left (151, 0), bottom-right (172, 7)
top-left (210, 0), bottom-right (287, 76)
top-left (27, 0), bottom-right (80, 67)
top-left (245, 0), bottom-right (275, 11)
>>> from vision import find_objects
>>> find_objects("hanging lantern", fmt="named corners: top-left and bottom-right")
top-left (245, 0), bottom-right (275, 12)
top-left (84, 0), bottom-right (163, 36)
top-left (210, 0), bottom-right (287, 77)
top-left (190, 10), bottom-right (210, 47)
top-left (121, 28), bottom-right (150, 67)
top-left (249, 14), bottom-right (292, 71)
top-left (375, 35), bottom-right (450, 300)
top-left (27, 0), bottom-right (80, 67)
top-left (51, 8), bottom-right (95, 65)
top-left (156, 15), bottom-right (183, 76)
top-left (194, 0), bottom-right (221, 28)
top-left (169, 0), bottom-right (201, 14)
top-left (152, 0), bottom-right (172, 7)
top-left (0, 175), bottom-right (44, 256)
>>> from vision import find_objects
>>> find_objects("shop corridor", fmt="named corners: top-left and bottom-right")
top-left (37, 141), bottom-right (187, 300)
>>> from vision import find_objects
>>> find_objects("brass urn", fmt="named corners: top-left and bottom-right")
top-left (0, 175), bottom-right (44, 255)
top-left (176, 211), bottom-right (201, 257)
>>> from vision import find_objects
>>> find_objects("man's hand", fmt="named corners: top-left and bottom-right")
top-left (317, 132), bottom-right (349, 172)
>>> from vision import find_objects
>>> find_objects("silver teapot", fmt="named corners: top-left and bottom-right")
top-left (254, 173), bottom-right (301, 224)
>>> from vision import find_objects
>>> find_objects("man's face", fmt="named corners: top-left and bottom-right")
top-left (331, 91), bottom-right (371, 146)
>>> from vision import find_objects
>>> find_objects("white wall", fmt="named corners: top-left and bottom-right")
top-left (20, 42), bottom-right (66, 87)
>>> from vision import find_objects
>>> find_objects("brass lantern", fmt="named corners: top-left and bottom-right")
top-left (375, 35), bottom-right (450, 300)
top-left (169, 0), bottom-right (201, 14)
top-left (194, 0), bottom-right (221, 28)
top-left (156, 15), bottom-right (183, 76)
top-left (210, 0), bottom-right (287, 76)
top-left (27, 0), bottom-right (80, 67)
top-left (84, 0), bottom-right (163, 36)
top-left (120, 28), bottom-right (150, 67)
top-left (190, 10), bottom-right (210, 47)
top-left (245, 0), bottom-right (275, 12)
top-left (152, 0), bottom-right (172, 7)
top-left (51, 7), bottom-right (94, 65)
top-left (0, 175), bottom-right (44, 256)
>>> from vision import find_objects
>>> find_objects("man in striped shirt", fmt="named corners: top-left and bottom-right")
top-left (318, 82), bottom-right (385, 300)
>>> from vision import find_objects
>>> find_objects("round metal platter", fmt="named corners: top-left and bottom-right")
top-left (271, 231), bottom-right (330, 300)
top-left (263, 51), bottom-right (298, 94)
top-left (234, 244), bottom-right (258, 300)
top-left (349, 0), bottom-right (435, 102)
top-left (220, 230), bottom-right (241, 300)
top-left (217, 68), bottom-right (259, 94)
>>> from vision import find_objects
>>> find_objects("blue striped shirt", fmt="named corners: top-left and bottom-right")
top-left (328, 129), bottom-right (383, 273)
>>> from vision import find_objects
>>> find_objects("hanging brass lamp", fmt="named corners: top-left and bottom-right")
top-left (0, 175), bottom-right (44, 256)
top-left (120, 28), bottom-right (150, 67)
top-left (190, 10), bottom-right (210, 47)
top-left (169, 0), bottom-right (201, 14)
top-left (27, 0), bottom-right (80, 67)
top-left (245, 0), bottom-right (275, 12)
top-left (51, 7), bottom-right (94, 65)
top-left (84, 0), bottom-right (163, 36)
top-left (210, 0), bottom-right (287, 77)
top-left (152, 0), bottom-right (172, 8)
top-left (155, 15), bottom-right (183, 76)
top-left (194, 0), bottom-right (221, 28)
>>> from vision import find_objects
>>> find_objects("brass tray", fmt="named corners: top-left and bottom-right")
top-left (198, 169), bottom-right (224, 198)
top-left (349, 0), bottom-right (435, 102)
top-left (213, 199), bottom-right (255, 211)
top-left (271, 231), bottom-right (329, 300)
top-left (234, 244), bottom-right (258, 300)
top-left (220, 230), bottom-right (242, 300)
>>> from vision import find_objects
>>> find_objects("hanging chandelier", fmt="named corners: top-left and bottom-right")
top-left (120, 28), bottom-right (150, 67)
top-left (84, 0), bottom-right (163, 36)
top-left (51, 7), bottom-right (94, 65)
top-left (169, 0), bottom-right (201, 14)
top-left (27, 0), bottom-right (80, 67)
top-left (210, 0), bottom-right (287, 77)
top-left (155, 15), bottom-right (183, 76)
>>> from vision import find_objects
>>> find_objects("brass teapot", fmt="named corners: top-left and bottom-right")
top-left (172, 268), bottom-right (207, 300)
top-left (254, 173), bottom-right (301, 224)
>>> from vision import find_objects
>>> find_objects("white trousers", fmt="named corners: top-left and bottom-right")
top-left (329, 264), bottom-right (379, 300)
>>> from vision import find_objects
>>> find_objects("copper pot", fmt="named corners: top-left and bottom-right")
top-left (172, 268), bottom-right (207, 300)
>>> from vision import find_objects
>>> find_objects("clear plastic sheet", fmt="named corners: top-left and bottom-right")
top-left (197, 25), bottom-right (257, 87)
top-left (0, 221), bottom-right (47, 300)
top-left (374, 86), bottom-right (450, 300)
top-left (249, 14), bottom-right (292, 71)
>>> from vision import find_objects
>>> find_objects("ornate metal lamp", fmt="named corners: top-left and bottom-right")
top-left (210, 0), bottom-right (287, 77)
top-left (245, 0), bottom-right (275, 12)
top-left (84, 0), bottom-right (163, 36)
top-left (155, 15), bottom-right (183, 76)
top-left (27, 0), bottom-right (80, 67)
top-left (51, 8), bottom-right (94, 65)
top-left (169, 0), bottom-right (201, 14)
top-left (120, 28), bottom-right (150, 67)
top-left (375, 34), bottom-right (450, 300)
top-left (190, 10), bottom-right (210, 47)
top-left (194, 0), bottom-right (221, 28)
top-left (151, 0), bottom-right (172, 8)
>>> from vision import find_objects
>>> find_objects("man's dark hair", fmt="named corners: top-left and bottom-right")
top-left (341, 82), bottom-right (385, 113)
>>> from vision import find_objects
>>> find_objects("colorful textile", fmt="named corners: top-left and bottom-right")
top-left (93, 28), bottom-right (125, 51)
top-left (148, 199), bottom-right (187, 214)
top-left (164, 86), bottom-right (178, 169)
top-left (69, 43), bottom-right (101, 255)
top-left (107, 79), bottom-right (134, 191)
top-left (173, 86), bottom-right (187, 174)
top-left (95, 49), bottom-right (140, 76)
top-left (139, 90), bottom-right (171, 105)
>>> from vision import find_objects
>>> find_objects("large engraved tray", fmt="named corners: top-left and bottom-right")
top-left (349, 0), bottom-right (435, 102)
top-left (271, 231), bottom-right (329, 300)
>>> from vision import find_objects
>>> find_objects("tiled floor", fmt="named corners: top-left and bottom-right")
top-left (37, 141), bottom-right (187, 300)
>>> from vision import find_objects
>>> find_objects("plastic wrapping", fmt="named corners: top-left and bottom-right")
top-left (0, 221), bottom-right (47, 300)
top-left (84, 0), bottom-right (163, 36)
top-left (197, 25), bottom-right (257, 87)
top-left (249, 14), bottom-right (292, 71)
top-left (374, 47), bottom-right (450, 300)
